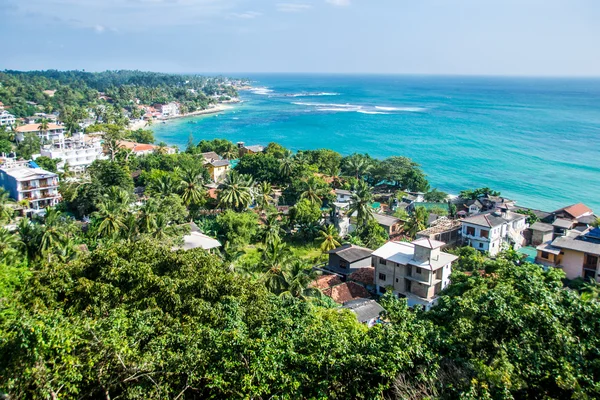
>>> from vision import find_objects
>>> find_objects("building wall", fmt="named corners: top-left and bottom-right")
top-left (327, 254), bottom-right (371, 276)
top-left (0, 170), bottom-right (19, 200)
top-left (532, 230), bottom-right (553, 246)
top-left (561, 249), bottom-right (585, 280)
top-left (210, 165), bottom-right (229, 182)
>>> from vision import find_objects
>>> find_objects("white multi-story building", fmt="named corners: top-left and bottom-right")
top-left (0, 159), bottom-right (60, 211)
top-left (38, 135), bottom-right (107, 172)
top-left (460, 207), bottom-right (527, 256)
top-left (373, 238), bottom-right (458, 309)
top-left (157, 102), bottom-right (180, 118)
top-left (15, 123), bottom-right (65, 143)
top-left (0, 110), bottom-right (16, 127)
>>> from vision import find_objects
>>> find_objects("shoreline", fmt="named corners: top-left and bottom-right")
top-left (130, 103), bottom-right (236, 130)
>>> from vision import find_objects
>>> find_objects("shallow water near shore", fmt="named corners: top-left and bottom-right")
top-left (152, 74), bottom-right (600, 212)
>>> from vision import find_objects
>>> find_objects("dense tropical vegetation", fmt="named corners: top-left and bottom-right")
top-left (0, 72), bottom-right (599, 398)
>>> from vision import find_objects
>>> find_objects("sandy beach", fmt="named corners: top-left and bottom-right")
top-left (127, 104), bottom-right (234, 130)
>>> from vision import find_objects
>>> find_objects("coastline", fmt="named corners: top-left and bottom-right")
top-left (129, 103), bottom-right (236, 130)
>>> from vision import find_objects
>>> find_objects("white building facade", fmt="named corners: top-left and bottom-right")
top-left (0, 159), bottom-right (60, 210)
top-left (38, 135), bottom-right (107, 172)
top-left (0, 111), bottom-right (16, 127)
top-left (461, 209), bottom-right (527, 256)
top-left (15, 123), bottom-right (65, 143)
top-left (372, 238), bottom-right (458, 310)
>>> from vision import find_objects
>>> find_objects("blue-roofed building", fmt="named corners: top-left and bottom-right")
top-left (0, 158), bottom-right (60, 211)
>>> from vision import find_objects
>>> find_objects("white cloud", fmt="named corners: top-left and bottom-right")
top-left (326, 0), bottom-right (350, 6)
top-left (231, 11), bottom-right (262, 19)
top-left (94, 24), bottom-right (105, 33)
top-left (276, 3), bottom-right (312, 13)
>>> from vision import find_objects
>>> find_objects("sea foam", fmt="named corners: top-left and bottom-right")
top-left (375, 106), bottom-right (426, 112)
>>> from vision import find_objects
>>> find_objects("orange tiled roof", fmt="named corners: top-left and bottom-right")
top-left (563, 203), bottom-right (593, 219)
top-left (16, 123), bottom-right (63, 133)
top-left (311, 275), bottom-right (342, 290)
top-left (323, 282), bottom-right (370, 304)
top-left (348, 267), bottom-right (375, 286)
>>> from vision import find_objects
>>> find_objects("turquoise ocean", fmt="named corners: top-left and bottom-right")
top-left (152, 74), bottom-right (600, 212)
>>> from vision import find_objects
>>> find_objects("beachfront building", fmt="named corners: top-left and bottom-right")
top-left (536, 228), bottom-right (600, 282)
top-left (372, 238), bottom-right (458, 309)
top-left (237, 142), bottom-right (264, 157)
top-left (460, 207), bottom-right (527, 256)
top-left (155, 102), bottom-right (180, 118)
top-left (15, 123), bottom-right (65, 143)
top-left (0, 159), bottom-right (60, 211)
top-left (39, 135), bottom-right (106, 172)
top-left (201, 152), bottom-right (230, 182)
top-left (0, 110), bottom-right (16, 127)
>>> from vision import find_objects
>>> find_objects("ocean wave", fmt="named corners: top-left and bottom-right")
top-left (357, 110), bottom-right (389, 115)
top-left (316, 108), bottom-right (361, 112)
top-left (250, 87), bottom-right (274, 95)
top-left (375, 106), bottom-right (427, 112)
top-left (292, 102), bottom-right (361, 108)
top-left (288, 92), bottom-right (340, 97)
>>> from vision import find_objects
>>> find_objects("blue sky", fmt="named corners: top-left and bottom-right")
top-left (1, 0), bottom-right (598, 76)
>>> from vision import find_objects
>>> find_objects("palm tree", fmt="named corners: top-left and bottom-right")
top-left (259, 236), bottom-right (293, 294)
top-left (319, 224), bottom-right (341, 252)
top-left (404, 206), bottom-right (428, 237)
top-left (300, 178), bottom-right (323, 206)
top-left (346, 180), bottom-right (374, 226)
top-left (138, 199), bottom-right (159, 233)
top-left (263, 214), bottom-right (284, 246)
top-left (0, 228), bottom-right (22, 265)
top-left (0, 188), bottom-right (15, 224)
top-left (344, 155), bottom-right (373, 180)
top-left (220, 241), bottom-right (245, 272)
top-left (38, 118), bottom-right (50, 138)
top-left (279, 157), bottom-right (294, 179)
top-left (279, 260), bottom-right (322, 300)
top-left (149, 173), bottom-right (177, 198)
top-left (40, 208), bottom-right (67, 259)
top-left (93, 189), bottom-right (130, 238)
top-left (179, 166), bottom-right (205, 206)
top-left (218, 171), bottom-right (253, 211)
top-left (256, 181), bottom-right (274, 211)
top-left (18, 218), bottom-right (42, 261)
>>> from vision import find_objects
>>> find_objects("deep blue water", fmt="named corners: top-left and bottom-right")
top-left (152, 74), bottom-right (600, 212)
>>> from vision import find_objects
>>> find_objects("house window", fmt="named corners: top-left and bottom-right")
top-left (466, 226), bottom-right (475, 236)
top-left (379, 258), bottom-right (387, 265)
top-left (379, 286), bottom-right (386, 294)
top-left (479, 243), bottom-right (484, 249)
top-left (415, 267), bottom-right (422, 275)
top-left (541, 251), bottom-right (549, 260)
top-left (339, 260), bottom-right (349, 270)
top-left (480, 230), bottom-right (489, 239)
top-left (396, 278), bottom-right (399, 283)
top-left (378, 273), bottom-right (387, 281)
top-left (585, 254), bottom-right (598, 267)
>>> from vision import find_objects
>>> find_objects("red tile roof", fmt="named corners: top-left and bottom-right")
top-left (15, 123), bottom-right (63, 133)
top-left (562, 203), bottom-right (593, 219)
top-left (348, 267), bottom-right (375, 286)
top-left (323, 282), bottom-right (370, 304)
top-left (311, 275), bottom-right (342, 290)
